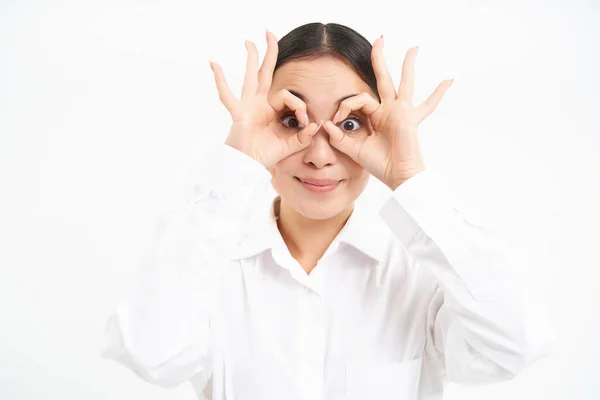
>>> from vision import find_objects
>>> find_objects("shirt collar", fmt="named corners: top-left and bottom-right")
top-left (231, 194), bottom-right (390, 264)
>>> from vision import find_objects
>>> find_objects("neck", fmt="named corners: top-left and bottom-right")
top-left (275, 197), bottom-right (353, 266)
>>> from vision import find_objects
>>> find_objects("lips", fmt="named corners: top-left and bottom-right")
top-left (296, 177), bottom-right (341, 193)
top-left (296, 177), bottom-right (341, 186)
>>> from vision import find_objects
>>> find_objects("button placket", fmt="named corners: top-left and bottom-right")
top-left (296, 285), bottom-right (325, 400)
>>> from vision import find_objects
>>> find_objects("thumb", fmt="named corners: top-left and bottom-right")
top-left (281, 121), bottom-right (321, 157)
top-left (323, 120), bottom-right (361, 162)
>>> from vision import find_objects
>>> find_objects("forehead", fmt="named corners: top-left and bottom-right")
top-left (270, 56), bottom-right (374, 104)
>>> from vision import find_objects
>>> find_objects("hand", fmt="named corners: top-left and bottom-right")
top-left (209, 30), bottom-right (322, 169)
top-left (322, 36), bottom-right (453, 191)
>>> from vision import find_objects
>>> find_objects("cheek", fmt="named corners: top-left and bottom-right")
top-left (343, 156), bottom-right (368, 176)
top-left (346, 167), bottom-right (370, 188)
top-left (268, 159), bottom-right (295, 180)
top-left (347, 128), bottom-right (369, 141)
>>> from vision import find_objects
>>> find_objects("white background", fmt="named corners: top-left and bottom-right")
top-left (1, 0), bottom-right (598, 398)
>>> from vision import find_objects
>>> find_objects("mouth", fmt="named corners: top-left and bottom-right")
top-left (294, 177), bottom-right (343, 193)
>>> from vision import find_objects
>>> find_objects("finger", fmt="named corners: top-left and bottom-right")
top-left (270, 89), bottom-right (309, 125)
top-left (371, 36), bottom-right (397, 102)
top-left (415, 79), bottom-right (453, 124)
top-left (257, 30), bottom-right (279, 94)
top-left (281, 121), bottom-right (321, 156)
top-left (332, 92), bottom-right (380, 125)
top-left (209, 60), bottom-right (238, 113)
top-left (398, 47), bottom-right (418, 102)
top-left (323, 120), bottom-right (363, 163)
top-left (241, 40), bottom-right (259, 97)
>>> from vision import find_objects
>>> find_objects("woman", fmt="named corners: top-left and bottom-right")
top-left (101, 22), bottom-right (556, 400)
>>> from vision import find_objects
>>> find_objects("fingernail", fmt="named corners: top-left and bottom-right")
top-left (448, 78), bottom-right (454, 86)
top-left (266, 28), bottom-right (269, 41)
top-left (332, 111), bottom-right (340, 124)
top-left (304, 113), bottom-right (309, 125)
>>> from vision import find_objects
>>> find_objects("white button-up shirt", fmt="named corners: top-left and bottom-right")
top-left (101, 142), bottom-right (557, 400)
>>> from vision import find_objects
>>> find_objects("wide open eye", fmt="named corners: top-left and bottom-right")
top-left (280, 114), bottom-right (305, 130)
top-left (338, 117), bottom-right (362, 132)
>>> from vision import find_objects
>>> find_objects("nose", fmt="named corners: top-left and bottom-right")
top-left (302, 123), bottom-right (338, 168)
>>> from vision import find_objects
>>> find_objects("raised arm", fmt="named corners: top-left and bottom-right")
top-left (380, 169), bottom-right (557, 386)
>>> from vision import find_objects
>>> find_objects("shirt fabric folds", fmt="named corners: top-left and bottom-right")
top-left (101, 142), bottom-right (557, 400)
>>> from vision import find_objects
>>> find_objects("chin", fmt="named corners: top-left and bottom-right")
top-left (290, 197), bottom-right (350, 220)
top-left (300, 207), bottom-right (342, 220)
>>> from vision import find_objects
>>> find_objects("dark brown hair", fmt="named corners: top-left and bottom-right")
top-left (275, 22), bottom-right (381, 102)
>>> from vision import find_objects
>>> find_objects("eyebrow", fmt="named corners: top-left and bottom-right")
top-left (288, 90), bottom-right (358, 106)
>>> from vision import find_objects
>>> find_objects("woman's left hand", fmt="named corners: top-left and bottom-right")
top-left (322, 36), bottom-right (453, 191)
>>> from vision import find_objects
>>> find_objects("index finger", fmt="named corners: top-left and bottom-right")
top-left (269, 89), bottom-right (309, 126)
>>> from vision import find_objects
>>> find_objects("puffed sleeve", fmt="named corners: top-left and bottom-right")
top-left (100, 142), bottom-right (272, 389)
top-left (379, 168), bottom-right (557, 385)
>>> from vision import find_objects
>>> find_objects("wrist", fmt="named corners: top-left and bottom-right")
top-left (385, 167), bottom-right (425, 191)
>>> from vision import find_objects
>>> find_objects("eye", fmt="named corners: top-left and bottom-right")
top-left (338, 116), bottom-right (362, 132)
top-left (280, 114), bottom-right (305, 130)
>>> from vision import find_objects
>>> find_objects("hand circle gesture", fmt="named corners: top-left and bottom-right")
top-left (322, 36), bottom-right (453, 190)
top-left (209, 30), bottom-right (322, 169)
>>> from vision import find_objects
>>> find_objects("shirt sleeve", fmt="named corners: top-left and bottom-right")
top-left (100, 143), bottom-right (272, 389)
top-left (378, 168), bottom-right (558, 386)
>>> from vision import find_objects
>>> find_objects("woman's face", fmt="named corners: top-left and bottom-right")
top-left (267, 56), bottom-right (378, 220)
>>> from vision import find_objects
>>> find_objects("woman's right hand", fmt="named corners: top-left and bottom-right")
top-left (209, 30), bottom-right (322, 169)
